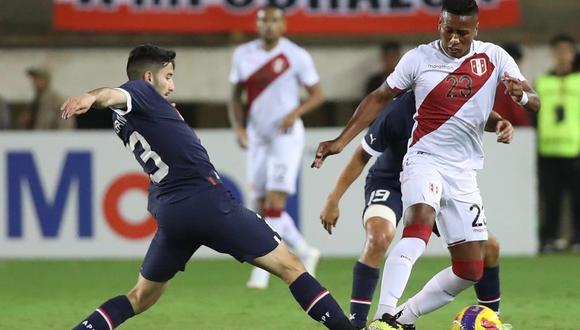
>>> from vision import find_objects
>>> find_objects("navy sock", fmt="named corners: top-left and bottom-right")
top-left (349, 261), bottom-right (380, 328)
top-left (73, 295), bottom-right (135, 330)
top-left (289, 272), bottom-right (354, 330)
top-left (474, 266), bottom-right (501, 313)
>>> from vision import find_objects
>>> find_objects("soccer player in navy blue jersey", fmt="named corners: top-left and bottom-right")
top-left (62, 45), bottom-right (356, 330)
top-left (319, 91), bottom-right (512, 329)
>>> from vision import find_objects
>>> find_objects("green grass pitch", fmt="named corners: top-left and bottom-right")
top-left (0, 255), bottom-right (578, 329)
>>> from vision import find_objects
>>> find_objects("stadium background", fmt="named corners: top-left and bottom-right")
top-left (0, 0), bottom-right (579, 329)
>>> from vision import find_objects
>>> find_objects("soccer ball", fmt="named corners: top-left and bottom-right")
top-left (451, 305), bottom-right (502, 330)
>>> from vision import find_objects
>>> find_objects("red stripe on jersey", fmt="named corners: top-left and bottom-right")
top-left (411, 53), bottom-right (495, 146)
top-left (245, 53), bottom-right (290, 108)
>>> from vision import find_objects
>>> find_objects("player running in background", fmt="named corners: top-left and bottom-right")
top-left (312, 0), bottom-right (540, 328)
top-left (63, 44), bottom-right (356, 330)
top-left (229, 4), bottom-right (323, 289)
top-left (319, 91), bottom-right (512, 329)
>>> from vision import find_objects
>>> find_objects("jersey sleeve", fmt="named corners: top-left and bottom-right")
top-left (228, 47), bottom-right (243, 84)
top-left (361, 110), bottom-right (390, 157)
top-left (296, 48), bottom-right (320, 87)
top-left (385, 48), bottom-right (420, 91)
top-left (496, 46), bottom-right (526, 84)
top-left (110, 80), bottom-right (154, 115)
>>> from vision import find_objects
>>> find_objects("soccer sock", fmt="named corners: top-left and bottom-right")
top-left (280, 211), bottom-right (308, 251)
top-left (73, 295), bottom-right (135, 330)
top-left (396, 267), bottom-right (475, 324)
top-left (474, 266), bottom-right (501, 313)
top-left (349, 261), bottom-right (380, 329)
top-left (289, 272), bottom-right (354, 330)
top-left (375, 225), bottom-right (430, 319)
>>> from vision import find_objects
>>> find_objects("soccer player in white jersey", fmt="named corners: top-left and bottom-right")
top-left (229, 4), bottom-right (323, 289)
top-left (312, 0), bottom-right (540, 328)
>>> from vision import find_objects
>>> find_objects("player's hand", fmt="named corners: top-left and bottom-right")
top-left (60, 93), bottom-right (96, 119)
top-left (235, 127), bottom-right (248, 149)
top-left (495, 118), bottom-right (513, 144)
top-left (320, 199), bottom-right (340, 235)
top-left (280, 112), bottom-right (298, 133)
top-left (311, 139), bottom-right (344, 169)
top-left (502, 72), bottom-right (525, 103)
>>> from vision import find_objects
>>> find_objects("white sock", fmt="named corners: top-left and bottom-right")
top-left (279, 211), bottom-right (307, 250)
top-left (375, 237), bottom-right (426, 318)
top-left (396, 267), bottom-right (475, 324)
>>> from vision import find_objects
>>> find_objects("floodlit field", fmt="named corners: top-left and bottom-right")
top-left (0, 255), bottom-right (578, 329)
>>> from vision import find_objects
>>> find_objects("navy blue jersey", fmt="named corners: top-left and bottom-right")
top-left (361, 90), bottom-right (416, 184)
top-left (112, 80), bottom-right (218, 202)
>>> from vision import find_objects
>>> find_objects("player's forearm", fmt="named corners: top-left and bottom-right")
top-left (522, 91), bottom-right (540, 113)
top-left (293, 85), bottom-right (325, 118)
top-left (228, 101), bottom-right (245, 128)
top-left (485, 111), bottom-right (502, 132)
top-left (335, 88), bottom-right (394, 148)
top-left (327, 147), bottom-right (370, 202)
top-left (87, 88), bottom-right (127, 109)
top-left (228, 85), bottom-right (246, 128)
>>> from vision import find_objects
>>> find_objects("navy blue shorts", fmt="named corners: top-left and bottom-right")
top-left (141, 184), bottom-right (280, 282)
top-left (363, 177), bottom-right (403, 224)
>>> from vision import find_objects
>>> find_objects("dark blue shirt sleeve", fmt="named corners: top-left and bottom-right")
top-left (111, 80), bottom-right (158, 115)
top-left (361, 109), bottom-right (390, 156)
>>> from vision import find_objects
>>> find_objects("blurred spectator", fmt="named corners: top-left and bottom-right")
top-left (535, 34), bottom-right (580, 253)
top-left (18, 67), bottom-right (75, 130)
top-left (0, 95), bottom-right (11, 129)
top-left (364, 41), bottom-right (401, 95)
top-left (493, 43), bottom-right (532, 126)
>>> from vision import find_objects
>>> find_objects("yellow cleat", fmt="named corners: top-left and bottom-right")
top-left (367, 319), bottom-right (402, 330)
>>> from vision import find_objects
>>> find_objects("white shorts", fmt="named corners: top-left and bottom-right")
top-left (401, 152), bottom-right (488, 246)
top-left (247, 120), bottom-right (304, 199)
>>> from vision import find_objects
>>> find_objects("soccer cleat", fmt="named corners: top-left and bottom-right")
top-left (246, 267), bottom-right (270, 289)
top-left (502, 323), bottom-right (513, 330)
top-left (367, 313), bottom-right (415, 330)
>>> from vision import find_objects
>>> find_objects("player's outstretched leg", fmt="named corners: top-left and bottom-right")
top-left (475, 234), bottom-right (501, 313)
top-left (252, 243), bottom-right (355, 330)
top-left (349, 215), bottom-right (395, 329)
top-left (73, 275), bottom-right (166, 329)
top-left (394, 241), bottom-right (485, 325)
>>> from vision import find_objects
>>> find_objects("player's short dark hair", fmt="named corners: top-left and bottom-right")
top-left (502, 43), bottom-right (523, 62)
top-left (549, 33), bottom-right (576, 48)
top-left (441, 0), bottom-right (479, 16)
top-left (380, 41), bottom-right (401, 53)
top-left (259, 3), bottom-right (285, 14)
top-left (126, 44), bottom-right (176, 80)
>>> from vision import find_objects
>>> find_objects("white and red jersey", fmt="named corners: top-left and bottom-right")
top-left (386, 40), bottom-right (525, 170)
top-left (229, 38), bottom-right (320, 137)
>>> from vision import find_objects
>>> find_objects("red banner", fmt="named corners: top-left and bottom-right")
top-left (53, 0), bottom-right (520, 35)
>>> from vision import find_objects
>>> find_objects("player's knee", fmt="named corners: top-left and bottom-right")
top-left (484, 236), bottom-right (500, 267)
top-left (366, 220), bottom-right (395, 255)
top-left (452, 259), bottom-right (484, 282)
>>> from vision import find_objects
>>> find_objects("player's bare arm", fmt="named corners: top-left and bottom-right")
top-left (311, 84), bottom-right (396, 168)
top-left (502, 73), bottom-right (540, 113)
top-left (61, 88), bottom-right (127, 119)
top-left (485, 111), bottom-right (513, 144)
top-left (228, 83), bottom-right (248, 149)
top-left (320, 146), bottom-right (372, 234)
top-left (280, 83), bottom-right (324, 132)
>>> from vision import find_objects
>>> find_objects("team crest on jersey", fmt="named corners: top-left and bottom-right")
top-left (470, 58), bottom-right (487, 77)
top-left (272, 58), bottom-right (286, 74)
